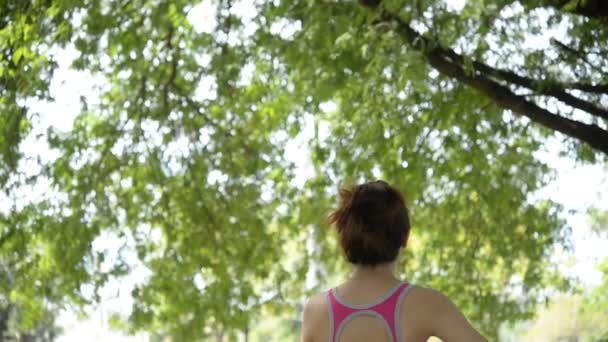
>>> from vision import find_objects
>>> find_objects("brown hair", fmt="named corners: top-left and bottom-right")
top-left (327, 180), bottom-right (410, 266)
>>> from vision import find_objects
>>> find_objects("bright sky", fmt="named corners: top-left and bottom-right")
top-left (12, 0), bottom-right (608, 340)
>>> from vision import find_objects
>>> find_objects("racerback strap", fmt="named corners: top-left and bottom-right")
top-left (326, 282), bottom-right (413, 342)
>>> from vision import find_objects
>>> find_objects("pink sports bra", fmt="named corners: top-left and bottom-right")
top-left (326, 282), bottom-right (413, 342)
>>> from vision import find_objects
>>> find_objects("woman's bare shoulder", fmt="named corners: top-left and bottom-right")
top-left (301, 291), bottom-right (330, 340)
top-left (402, 285), bottom-right (457, 321)
top-left (303, 291), bottom-right (328, 316)
top-left (405, 285), bottom-right (488, 341)
top-left (408, 285), bottom-right (448, 303)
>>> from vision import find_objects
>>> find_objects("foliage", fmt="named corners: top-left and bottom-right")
top-left (581, 206), bottom-right (608, 342)
top-left (582, 258), bottom-right (608, 342)
top-left (2, 0), bottom-right (607, 340)
top-left (519, 292), bottom-right (607, 342)
top-left (0, 0), bottom-right (76, 187)
top-left (517, 207), bottom-right (608, 342)
top-left (0, 257), bottom-right (60, 341)
top-left (588, 207), bottom-right (608, 235)
top-left (513, 258), bottom-right (608, 342)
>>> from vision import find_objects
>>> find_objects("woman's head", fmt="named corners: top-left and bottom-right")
top-left (327, 180), bottom-right (410, 266)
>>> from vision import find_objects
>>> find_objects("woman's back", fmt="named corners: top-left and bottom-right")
top-left (301, 181), bottom-right (487, 342)
top-left (303, 277), bottom-right (487, 342)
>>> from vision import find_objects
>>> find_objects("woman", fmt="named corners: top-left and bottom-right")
top-left (301, 180), bottom-right (487, 342)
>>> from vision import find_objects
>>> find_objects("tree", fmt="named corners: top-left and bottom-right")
top-left (519, 202), bottom-right (608, 342)
top-left (2, 0), bottom-right (606, 340)
top-left (582, 258), bottom-right (608, 342)
top-left (512, 258), bottom-right (608, 342)
top-left (358, 0), bottom-right (608, 156)
top-left (0, 0), bottom-right (74, 188)
top-left (0, 257), bottom-right (59, 341)
top-left (518, 292), bottom-right (608, 342)
top-left (581, 205), bottom-right (608, 342)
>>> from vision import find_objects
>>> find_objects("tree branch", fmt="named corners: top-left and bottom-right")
top-left (162, 25), bottom-right (177, 114)
top-left (551, 0), bottom-right (608, 22)
top-left (380, 10), bottom-right (608, 155)
top-left (550, 38), bottom-right (606, 75)
top-left (561, 82), bottom-right (608, 94)
top-left (433, 38), bottom-right (608, 121)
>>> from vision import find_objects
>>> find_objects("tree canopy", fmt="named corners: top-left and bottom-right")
top-left (1, 0), bottom-right (607, 340)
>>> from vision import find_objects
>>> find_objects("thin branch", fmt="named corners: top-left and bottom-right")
top-left (431, 37), bottom-right (608, 120)
top-left (162, 25), bottom-right (177, 113)
top-left (550, 38), bottom-right (606, 75)
top-left (413, 116), bottom-right (440, 156)
top-left (378, 10), bottom-right (608, 155)
top-left (561, 82), bottom-right (608, 94)
top-left (550, 0), bottom-right (608, 22)
top-left (181, 95), bottom-right (231, 139)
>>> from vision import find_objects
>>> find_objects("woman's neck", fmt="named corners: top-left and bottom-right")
top-left (351, 262), bottom-right (398, 283)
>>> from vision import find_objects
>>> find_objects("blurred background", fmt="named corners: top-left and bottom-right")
top-left (1, 0), bottom-right (607, 341)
